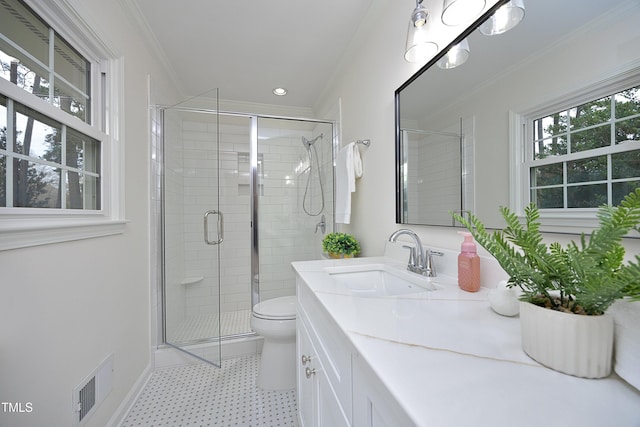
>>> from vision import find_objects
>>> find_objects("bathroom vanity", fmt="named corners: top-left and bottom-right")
top-left (293, 246), bottom-right (640, 426)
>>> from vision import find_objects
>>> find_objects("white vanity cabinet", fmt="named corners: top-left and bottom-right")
top-left (294, 258), bottom-right (640, 426)
top-left (297, 277), bottom-right (415, 427)
top-left (352, 354), bottom-right (416, 427)
top-left (297, 280), bottom-right (352, 427)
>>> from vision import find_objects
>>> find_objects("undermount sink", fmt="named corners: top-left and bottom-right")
top-left (324, 263), bottom-right (439, 297)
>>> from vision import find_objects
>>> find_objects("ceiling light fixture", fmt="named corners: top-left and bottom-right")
top-left (404, 0), bottom-right (438, 63)
top-left (479, 0), bottom-right (525, 36)
top-left (273, 87), bottom-right (288, 96)
top-left (441, 0), bottom-right (485, 26)
top-left (436, 38), bottom-right (470, 69)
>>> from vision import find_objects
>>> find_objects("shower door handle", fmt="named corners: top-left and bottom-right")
top-left (204, 210), bottom-right (224, 245)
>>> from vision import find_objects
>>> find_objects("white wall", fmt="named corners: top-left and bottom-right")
top-left (315, 0), bottom-right (472, 254)
top-left (0, 1), bottom-right (180, 426)
top-left (316, 0), bottom-right (640, 259)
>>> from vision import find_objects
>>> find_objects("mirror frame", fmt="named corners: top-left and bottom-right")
top-left (394, 0), bottom-right (510, 224)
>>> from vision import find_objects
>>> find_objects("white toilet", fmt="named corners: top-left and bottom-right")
top-left (250, 295), bottom-right (297, 390)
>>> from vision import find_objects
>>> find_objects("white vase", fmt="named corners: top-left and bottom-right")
top-left (519, 301), bottom-right (613, 378)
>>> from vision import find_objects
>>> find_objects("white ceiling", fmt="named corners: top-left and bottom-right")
top-left (128, 0), bottom-right (375, 108)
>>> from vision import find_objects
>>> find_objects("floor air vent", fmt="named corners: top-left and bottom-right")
top-left (73, 354), bottom-right (113, 426)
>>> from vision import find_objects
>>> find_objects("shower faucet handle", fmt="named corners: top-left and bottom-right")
top-left (315, 215), bottom-right (326, 234)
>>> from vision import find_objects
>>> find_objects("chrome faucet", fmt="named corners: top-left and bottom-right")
top-left (388, 229), bottom-right (426, 274)
top-left (388, 229), bottom-right (443, 277)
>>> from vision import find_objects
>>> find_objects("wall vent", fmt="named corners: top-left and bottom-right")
top-left (73, 354), bottom-right (113, 426)
top-left (78, 376), bottom-right (96, 422)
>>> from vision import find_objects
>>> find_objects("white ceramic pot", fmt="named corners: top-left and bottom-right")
top-left (519, 301), bottom-right (613, 378)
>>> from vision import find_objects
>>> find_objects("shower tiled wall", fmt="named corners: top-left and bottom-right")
top-left (170, 115), bottom-right (333, 319)
top-left (405, 131), bottom-right (461, 225)
top-left (257, 125), bottom-right (331, 302)
top-left (178, 117), bottom-right (250, 318)
top-left (163, 111), bottom-right (188, 340)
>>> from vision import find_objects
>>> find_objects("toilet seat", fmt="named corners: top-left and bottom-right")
top-left (252, 295), bottom-right (296, 320)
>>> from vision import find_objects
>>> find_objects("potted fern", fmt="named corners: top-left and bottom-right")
top-left (322, 232), bottom-right (361, 258)
top-left (453, 188), bottom-right (640, 378)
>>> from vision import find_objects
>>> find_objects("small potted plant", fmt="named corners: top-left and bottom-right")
top-left (453, 188), bottom-right (640, 378)
top-left (322, 232), bottom-right (361, 258)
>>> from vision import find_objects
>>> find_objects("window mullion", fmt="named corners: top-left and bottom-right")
top-left (607, 153), bottom-right (612, 205)
top-left (48, 27), bottom-right (55, 105)
top-left (566, 108), bottom-right (572, 154)
top-left (562, 161), bottom-right (567, 209)
top-left (6, 98), bottom-right (15, 207)
top-left (61, 124), bottom-right (67, 209)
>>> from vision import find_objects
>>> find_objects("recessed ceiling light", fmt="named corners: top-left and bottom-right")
top-left (273, 87), bottom-right (288, 96)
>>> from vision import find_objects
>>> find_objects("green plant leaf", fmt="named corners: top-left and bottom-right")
top-left (451, 187), bottom-right (640, 315)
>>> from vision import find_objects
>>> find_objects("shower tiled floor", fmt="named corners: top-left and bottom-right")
top-left (169, 310), bottom-right (253, 343)
top-left (122, 354), bottom-right (298, 427)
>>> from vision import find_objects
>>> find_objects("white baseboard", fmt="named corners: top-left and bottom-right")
top-left (106, 363), bottom-right (153, 427)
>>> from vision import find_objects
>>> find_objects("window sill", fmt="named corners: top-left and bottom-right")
top-left (0, 218), bottom-right (128, 251)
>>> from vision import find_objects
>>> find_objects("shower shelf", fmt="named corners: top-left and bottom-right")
top-left (181, 276), bottom-right (204, 286)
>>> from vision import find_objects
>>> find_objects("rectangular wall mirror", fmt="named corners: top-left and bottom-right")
top-left (395, 0), bottom-right (640, 229)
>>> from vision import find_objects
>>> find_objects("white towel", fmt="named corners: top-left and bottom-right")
top-left (335, 142), bottom-right (363, 224)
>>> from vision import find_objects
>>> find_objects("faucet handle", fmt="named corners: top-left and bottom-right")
top-left (401, 245), bottom-right (418, 270)
top-left (425, 249), bottom-right (444, 277)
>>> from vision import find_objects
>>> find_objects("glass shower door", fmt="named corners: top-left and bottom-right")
top-left (254, 117), bottom-right (334, 303)
top-left (162, 105), bottom-right (222, 366)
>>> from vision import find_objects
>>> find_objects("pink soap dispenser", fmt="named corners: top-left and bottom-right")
top-left (458, 231), bottom-right (481, 292)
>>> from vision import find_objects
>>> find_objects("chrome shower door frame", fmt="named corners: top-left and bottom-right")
top-left (250, 115), bottom-right (336, 311)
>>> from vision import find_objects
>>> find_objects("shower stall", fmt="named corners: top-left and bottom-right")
top-left (156, 98), bottom-right (334, 365)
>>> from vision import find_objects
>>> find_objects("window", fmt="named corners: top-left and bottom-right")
top-left (0, 0), bottom-right (124, 250)
top-left (0, 96), bottom-right (101, 209)
top-left (529, 87), bottom-right (640, 210)
top-left (0, 0), bottom-right (91, 122)
top-left (511, 74), bottom-right (640, 231)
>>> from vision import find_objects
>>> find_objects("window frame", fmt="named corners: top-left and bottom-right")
top-left (0, 0), bottom-right (125, 250)
top-left (510, 65), bottom-right (640, 233)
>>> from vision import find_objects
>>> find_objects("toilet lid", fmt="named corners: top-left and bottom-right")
top-left (252, 296), bottom-right (296, 320)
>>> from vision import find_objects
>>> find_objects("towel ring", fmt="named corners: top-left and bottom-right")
top-left (356, 139), bottom-right (370, 147)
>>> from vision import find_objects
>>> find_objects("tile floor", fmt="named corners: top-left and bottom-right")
top-left (169, 310), bottom-right (253, 344)
top-left (122, 354), bottom-right (298, 427)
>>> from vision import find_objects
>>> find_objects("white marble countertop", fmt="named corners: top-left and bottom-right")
top-left (292, 251), bottom-right (640, 426)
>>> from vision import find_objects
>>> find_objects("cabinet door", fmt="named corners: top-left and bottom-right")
top-left (353, 356), bottom-right (416, 427)
top-left (298, 317), bottom-right (350, 427)
top-left (297, 319), bottom-right (315, 427)
top-left (317, 372), bottom-right (350, 427)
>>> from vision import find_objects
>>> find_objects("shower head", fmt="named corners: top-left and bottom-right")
top-left (302, 133), bottom-right (323, 150)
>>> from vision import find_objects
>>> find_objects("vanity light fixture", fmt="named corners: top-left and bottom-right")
top-left (404, 0), bottom-right (438, 63)
top-left (273, 87), bottom-right (288, 96)
top-left (441, 0), bottom-right (485, 26)
top-left (479, 0), bottom-right (525, 35)
top-left (436, 38), bottom-right (470, 69)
